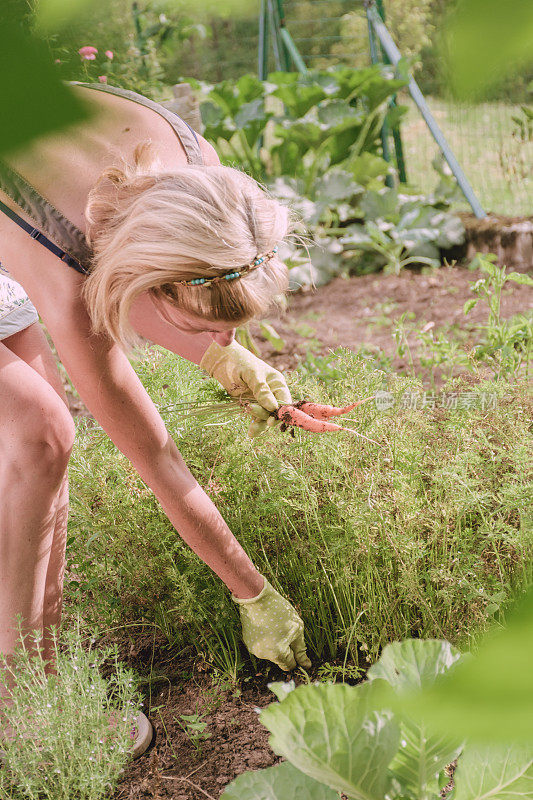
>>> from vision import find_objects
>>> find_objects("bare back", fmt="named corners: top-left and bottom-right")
top-left (0, 84), bottom-right (214, 262)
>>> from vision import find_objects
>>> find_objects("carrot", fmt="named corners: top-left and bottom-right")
top-left (294, 397), bottom-right (373, 420)
top-left (275, 405), bottom-right (355, 433)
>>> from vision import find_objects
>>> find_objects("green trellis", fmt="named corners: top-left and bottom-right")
top-left (258, 0), bottom-right (486, 218)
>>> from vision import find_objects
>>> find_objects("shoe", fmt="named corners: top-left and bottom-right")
top-left (0, 711), bottom-right (155, 763)
top-left (129, 711), bottom-right (155, 760)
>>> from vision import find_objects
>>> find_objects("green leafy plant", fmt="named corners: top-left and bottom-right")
top-left (464, 253), bottom-right (533, 380)
top-left (193, 65), bottom-right (407, 186)
top-left (336, 189), bottom-right (465, 276)
top-left (176, 710), bottom-right (211, 753)
top-left (221, 631), bottom-right (533, 799)
top-left (388, 254), bottom-right (533, 385)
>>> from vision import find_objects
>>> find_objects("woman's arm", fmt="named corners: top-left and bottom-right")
top-left (22, 266), bottom-right (264, 599)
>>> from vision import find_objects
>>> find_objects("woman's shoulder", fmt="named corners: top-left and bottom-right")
top-left (195, 134), bottom-right (220, 166)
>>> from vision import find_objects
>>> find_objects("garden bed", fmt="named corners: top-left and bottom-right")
top-left (48, 262), bottom-right (531, 800)
top-left (250, 261), bottom-right (532, 386)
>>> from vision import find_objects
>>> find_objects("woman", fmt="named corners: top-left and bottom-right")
top-left (0, 81), bottom-right (311, 759)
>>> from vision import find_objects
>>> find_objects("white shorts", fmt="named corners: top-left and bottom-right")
top-left (0, 262), bottom-right (39, 341)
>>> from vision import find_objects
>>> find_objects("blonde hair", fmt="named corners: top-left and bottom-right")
top-left (82, 140), bottom-right (304, 352)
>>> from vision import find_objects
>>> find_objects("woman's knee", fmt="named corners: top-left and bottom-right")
top-left (3, 394), bottom-right (76, 483)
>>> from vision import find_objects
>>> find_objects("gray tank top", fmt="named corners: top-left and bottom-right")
top-left (0, 81), bottom-right (205, 273)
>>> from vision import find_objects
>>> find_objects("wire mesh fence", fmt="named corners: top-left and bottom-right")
top-left (174, 1), bottom-right (531, 217)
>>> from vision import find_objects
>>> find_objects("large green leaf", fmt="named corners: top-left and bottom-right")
top-left (360, 190), bottom-right (400, 223)
top-left (368, 639), bottom-right (462, 691)
top-left (390, 718), bottom-right (461, 800)
top-left (443, 0), bottom-right (533, 99)
top-left (259, 682), bottom-right (400, 800)
top-left (397, 588), bottom-right (533, 743)
top-left (345, 153), bottom-right (390, 187)
top-left (0, 19), bottom-right (90, 155)
top-left (315, 170), bottom-right (363, 204)
top-left (317, 101), bottom-right (364, 129)
top-left (453, 745), bottom-right (533, 800)
top-left (221, 761), bottom-right (340, 800)
top-left (368, 640), bottom-right (463, 799)
top-left (271, 84), bottom-right (329, 119)
top-left (33, 0), bottom-right (99, 31)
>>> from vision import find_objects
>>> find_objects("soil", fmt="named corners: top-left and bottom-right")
top-left (104, 630), bottom-right (316, 800)
top-left (116, 672), bottom-right (283, 800)
top-left (247, 262), bottom-right (533, 387)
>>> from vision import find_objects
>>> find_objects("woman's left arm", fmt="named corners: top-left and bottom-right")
top-left (129, 291), bottom-right (291, 437)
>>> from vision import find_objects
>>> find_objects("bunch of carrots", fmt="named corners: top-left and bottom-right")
top-left (159, 395), bottom-right (376, 443)
top-left (272, 398), bottom-right (373, 433)
top-left (241, 396), bottom-right (377, 443)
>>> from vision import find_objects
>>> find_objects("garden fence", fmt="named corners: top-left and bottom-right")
top-left (175, 0), bottom-right (531, 218)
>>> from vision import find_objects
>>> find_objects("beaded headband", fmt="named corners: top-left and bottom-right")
top-left (176, 246), bottom-right (278, 287)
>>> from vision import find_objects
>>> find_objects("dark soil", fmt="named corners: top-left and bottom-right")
top-left (115, 673), bottom-right (282, 800)
top-left (101, 630), bottom-right (316, 800)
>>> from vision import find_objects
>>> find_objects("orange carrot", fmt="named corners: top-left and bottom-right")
top-left (275, 405), bottom-right (354, 433)
top-left (295, 397), bottom-right (373, 420)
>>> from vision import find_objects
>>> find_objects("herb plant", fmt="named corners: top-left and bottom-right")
top-left (0, 620), bottom-right (142, 800)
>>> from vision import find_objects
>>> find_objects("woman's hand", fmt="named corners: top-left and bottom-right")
top-left (199, 340), bottom-right (291, 437)
top-left (232, 576), bottom-right (312, 671)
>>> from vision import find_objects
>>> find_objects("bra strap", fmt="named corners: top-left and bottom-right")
top-left (0, 199), bottom-right (89, 275)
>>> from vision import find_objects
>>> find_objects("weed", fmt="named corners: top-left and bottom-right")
top-left (464, 253), bottom-right (533, 380)
top-left (176, 711), bottom-right (211, 753)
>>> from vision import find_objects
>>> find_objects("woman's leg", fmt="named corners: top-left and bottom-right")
top-left (41, 470), bottom-right (69, 674)
top-left (0, 322), bottom-right (74, 703)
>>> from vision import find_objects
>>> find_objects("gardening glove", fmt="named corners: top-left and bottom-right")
top-left (199, 340), bottom-right (291, 438)
top-left (232, 576), bottom-right (312, 671)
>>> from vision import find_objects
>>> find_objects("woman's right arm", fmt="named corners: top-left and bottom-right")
top-left (0, 234), bottom-right (264, 599)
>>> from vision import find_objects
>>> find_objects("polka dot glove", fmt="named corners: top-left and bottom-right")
top-left (199, 340), bottom-right (291, 438)
top-left (232, 576), bottom-right (312, 671)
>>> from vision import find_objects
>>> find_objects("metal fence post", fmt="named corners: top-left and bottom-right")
top-left (366, 3), bottom-right (486, 218)
top-left (366, 4), bottom-right (394, 188)
top-left (374, 0), bottom-right (407, 184)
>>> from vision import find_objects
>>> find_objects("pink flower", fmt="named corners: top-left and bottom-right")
top-left (105, 50), bottom-right (114, 60)
top-left (54, 58), bottom-right (61, 64)
top-left (78, 46), bottom-right (98, 61)
top-left (98, 75), bottom-right (108, 83)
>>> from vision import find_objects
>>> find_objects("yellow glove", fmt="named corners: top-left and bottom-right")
top-left (199, 340), bottom-right (291, 437)
top-left (232, 576), bottom-right (312, 671)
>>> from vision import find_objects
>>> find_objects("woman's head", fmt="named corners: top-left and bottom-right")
top-left (82, 140), bottom-right (304, 352)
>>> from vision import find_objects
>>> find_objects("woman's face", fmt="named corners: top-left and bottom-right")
top-left (165, 306), bottom-right (237, 347)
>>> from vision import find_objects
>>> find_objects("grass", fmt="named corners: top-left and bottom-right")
top-left (63, 346), bottom-right (533, 679)
top-left (399, 93), bottom-right (533, 217)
